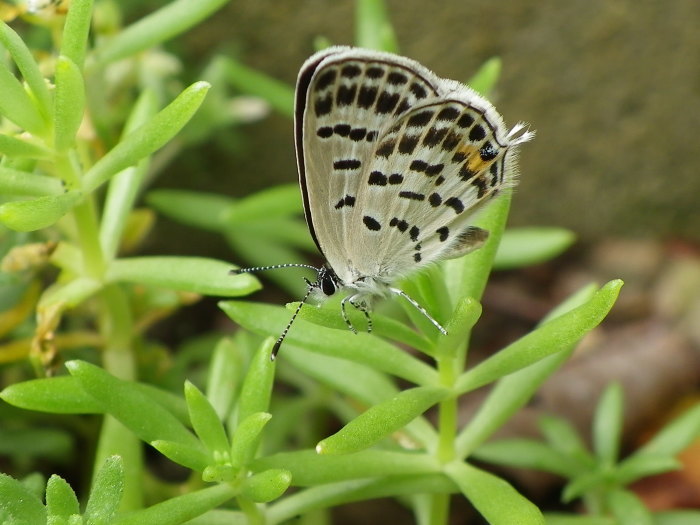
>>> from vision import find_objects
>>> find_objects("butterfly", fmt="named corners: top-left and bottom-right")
top-left (233, 46), bottom-right (533, 358)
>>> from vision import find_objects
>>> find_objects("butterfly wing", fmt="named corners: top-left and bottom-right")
top-left (296, 46), bottom-right (442, 283)
top-left (296, 47), bottom-right (532, 285)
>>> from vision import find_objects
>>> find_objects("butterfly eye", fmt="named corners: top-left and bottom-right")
top-left (320, 273), bottom-right (338, 296)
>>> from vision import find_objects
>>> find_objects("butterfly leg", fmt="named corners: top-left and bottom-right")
top-left (349, 296), bottom-right (372, 333)
top-left (340, 295), bottom-right (358, 334)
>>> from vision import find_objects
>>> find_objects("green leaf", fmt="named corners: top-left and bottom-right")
top-left (494, 227), bottom-right (576, 270)
top-left (607, 489), bottom-right (653, 525)
top-left (82, 81), bottom-right (210, 193)
top-left (543, 515), bottom-right (614, 525)
top-left (54, 56), bottom-right (86, 151)
top-left (66, 360), bottom-right (201, 449)
top-left (106, 256), bottom-right (260, 296)
top-left (241, 469), bottom-right (291, 503)
top-left (593, 382), bottom-right (624, 466)
top-left (111, 484), bottom-right (237, 525)
top-left (316, 386), bottom-right (448, 454)
top-left (151, 440), bottom-right (211, 472)
top-left (205, 337), bottom-right (243, 419)
top-left (0, 167), bottom-right (64, 196)
top-left (0, 473), bottom-right (46, 524)
top-left (635, 402), bottom-right (700, 458)
top-left (445, 461), bottom-right (544, 525)
top-left (231, 412), bottom-right (271, 468)
top-left (218, 57), bottom-right (294, 118)
top-left (0, 21), bottom-right (51, 119)
top-left (472, 438), bottom-right (585, 478)
top-left (99, 90), bottom-right (158, 261)
top-left (94, 0), bottom-right (228, 66)
top-left (0, 191), bottom-right (82, 231)
top-left (220, 300), bottom-right (438, 386)
top-left (562, 470), bottom-right (607, 503)
top-left (468, 57), bottom-right (502, 95)
top-left (615, 454), bottom-right (681, 486)
top-left (0, 60), bottom-right (47, 135)
top-left (455, 280), bottom-right (624, 458)
top-left (84, 456), bottom-right (124, 524)
top-left (185, 381), bottom-right (230, 457)
top-left (456, 280), bottom-right (623, 393)
top-left (355, 0), bottom-right (399, 52)
top-left (46, 475), bottom-right (80, 518)
top-left (0, 376), bottom-right (103, 414)
top-left (0, 134), bottom-right (51, 158)
top-left (295, 301), bottom-right (433, 354)
top-left (653, 511), bottom-right (700, 525)
top-left (147, 190), bottom-right (234, 232)
top-left (251, 449), bottom-right (438, 486)
top-left (224, 184), bottom-right (303, 222)
top-left (538, 415), bottom-right (592, 463)
top-left (59, 0), bottom-right (94, 68)
top-left (237, 338), bottom-right (276, 425)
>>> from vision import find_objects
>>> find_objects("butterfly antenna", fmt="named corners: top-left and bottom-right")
top-left (231, 263), bottom-right (319, 275)
top-left (271, 283), bottom-right (315, 360)
top-left (388, 287), bottom-right (448, 335)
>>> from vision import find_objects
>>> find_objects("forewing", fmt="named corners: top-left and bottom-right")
top-left (296, 47), bottom-right (441, 282)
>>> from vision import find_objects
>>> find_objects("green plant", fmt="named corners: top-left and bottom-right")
top-left (474, 383), bottom-right (700, 525)
top-left (3, 1), bottom-right (693, 525)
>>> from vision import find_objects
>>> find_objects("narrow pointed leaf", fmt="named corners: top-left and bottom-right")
top-left (593, 382), bottom-right (623, 466)
top-left (317, 386), bottom-right (448, 455)
top-left (107, 256), bottom-right (260, 296)
top-left (241, 469), bottom-right (292, 503)
top-left (54, 56), bottom-right (86, 151)
top-left (0, 61), bottom-right (46, 135)
top-left (82, 81), bottom-right (210, 192)
top-left (0, 473), bottom-right (46, 524)
top-left (231, 412), bottom-right (272, 468)
top-left (445, 461), bottom-right (544, 525)
top-left (0, 191), bottom-right (82, 231)
top-left (66, 360), bottom-right (200, 449)
top-left (84, 456), bottom-right (124, 524)
top-left (185, 381), bottom-right (230, 456)
top-left (46, 474), bottom-right (80, 518)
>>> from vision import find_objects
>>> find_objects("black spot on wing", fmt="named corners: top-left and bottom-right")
top-left (445, 197), bottom-right (465, 214)
top-left (436, 106), bottom-right (460, 121)
top-left (334, 195), bottom-right (356, 209)
top-left (390, 217), bottom-right (408, 232)
top-left (376, 139), bottom-right (396, 158)
top-left (407, 110), bottom-right (434, 127)
top-left (363, 216), bottom-right (382, 231)
top-left (410, 82), bottom-right (428, 99)
top-left (469, 124), bottom-right (486, 141)
top-left (387, 71), bottom-right (408, 85)
top-left (409, 226), bottom-right (420, 242)
top-left (428, 193), bottom-right (442, 207)
top-left (336, 84), bottom-right (357, 106)
top-left (388, 173), bottom-right (404, 184)
top-left (357, 85), bottom-right (378, 109)
top-left (333, 159), bottom-right (361, 170)
top-left (341, 64), bottom-right (362, 78)
top-left (376, 91), bottom-right (400, 114)
top-left (315, 69), bottom-right (337, 91)
top-left (457, 113), bottom-right (474, 128)
top-left (423, 127), bottom-right (448, 148)
top-left (333, 124), bottom-right (351, 137)
top-left (315, 95), bottom-right (333, 117)
top-left (398, 135), bottom-right (419, 154)
top-left (366, 66), bottom-right (384, 78)
top-left (437, 226), bottom-right (449, 241)
top-left (368, 171), bottom-right (387, 185)
top-left (480, 142), bottom-right (498, 161)
top-left (349, 127), bottom-right (367, 141)
top-left (471, 177), bottom-right (488, 198)
top-left (399, 191), bottom-right (425, 201)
